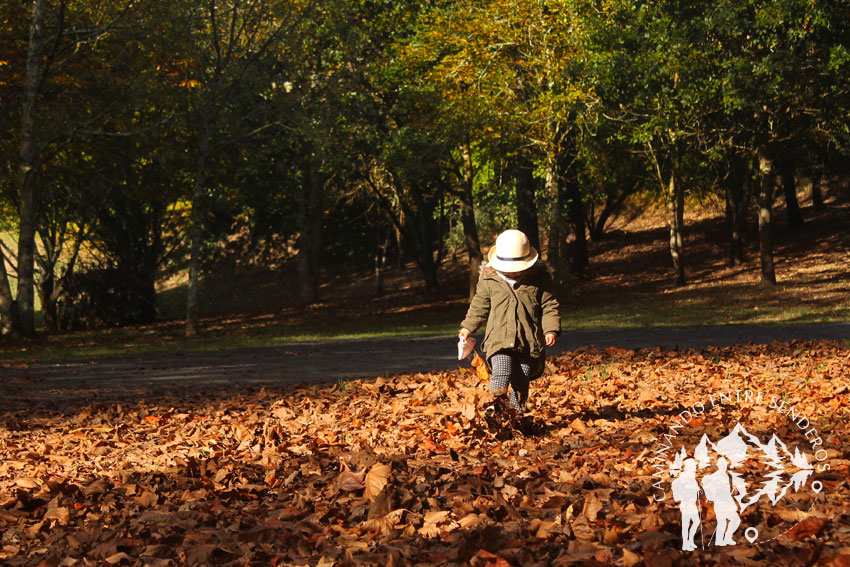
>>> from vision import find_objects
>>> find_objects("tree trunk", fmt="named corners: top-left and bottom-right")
top-left (779, 156), bottom-right (804, 228)
top-left (809, 163), bottom-right (826, 210)
top-left (411, 204), bottom-right (440, 293)
top-left (185, 125), bottom-right (211, 337)
top-left (544, 147), bottom-right (564, 271)
top-left (140, 204), bottom-right (164, 324)
top-left (0, 248), bottom-right (15, 337)
top-left (15, 0), bottom-right (47, 337)
top-left (459, 144), bottom-right (483, 300)
top-left (724, 154), bottom-right (750, 266)
top-left (590, 185), bottom-right (632, 241)
top-left (296, 159), bottom-right (325, 304)
top-left (563, 173), bottom-right (589, 275)
top-left (544, 143), bottom-right (585, 291)
top-left (756, 146), bottom-right (777, 285)
top-left (374, 227), bottom-right (389, 295)
top-left (514, 156), bottom-right (540, 251)
top-left (665, 160), bottom-right (686, 286)
top-left (37, 271), bottom-right (57, 331)
top-left (36, 231), bottom-right (60, 332)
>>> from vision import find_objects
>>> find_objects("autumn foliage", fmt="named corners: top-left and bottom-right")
top-left (1, 341), bottom-right (848, 566)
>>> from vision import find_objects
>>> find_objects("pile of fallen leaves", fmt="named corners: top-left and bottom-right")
top-left (1, 341), bottom-right (848, 567)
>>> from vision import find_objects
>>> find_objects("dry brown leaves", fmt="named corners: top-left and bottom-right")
top-left (0, 340), bottom-right (848, 566)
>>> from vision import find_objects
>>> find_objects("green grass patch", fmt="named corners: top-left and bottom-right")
top-left (4, 293), bottom-right (846, 365)
top-left (560, 285), bottom-right (850, 329)
top-left (0, 306), bottom-right (462, 363)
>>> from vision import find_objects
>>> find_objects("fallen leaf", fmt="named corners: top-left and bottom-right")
top-left (570, 516), bottom-right (596, 543)
top-left (43, 507), bottom-right (70, 525)
top-left (360, 509), bottom-right (404, 536)
top-left (470, 351), bottom-right (490, 382)
top-left (363, 462), bottom-right (390, 501)
top-left (622, 548), bottom-right (641, 567)
top-left (104, 552), bottom-right (133, 565)
top-left (14, 477), bottom-right (40, 489)
top-left (336, 459), bottom-right (366, 492)
top-left (569, 418), bottom-right (587, 434)
top-left (470, 549), bottom-right (511, 567)
top-left (786, 517), bottom-right (828, 541)
top-left (581, 491), bottom-right (603, 522)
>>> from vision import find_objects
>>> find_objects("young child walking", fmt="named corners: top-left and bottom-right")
top-left (459, 229), bottom-right (561, 414)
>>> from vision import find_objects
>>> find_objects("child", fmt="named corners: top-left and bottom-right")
top-left (459, 229), bottom-right (561, 414)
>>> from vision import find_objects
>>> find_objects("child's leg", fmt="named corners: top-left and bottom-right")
top-left (509, 374), bottom-right (529, 411)
top-left (511, 354), bottom-right (544, 412)
top-left (489, 351), bottom-right (544, 412)
top-left (491, 351), bottom-right (529, 411)
top-left (488, 352), bottom-right (513, 397)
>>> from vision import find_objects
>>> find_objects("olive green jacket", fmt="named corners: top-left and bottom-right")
top-left (460, 262), bottom-right (561, 361)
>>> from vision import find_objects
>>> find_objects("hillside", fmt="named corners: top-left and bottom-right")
top-left (0, 186), bottom-right (846, 361)
top-left (160, 185), bottom-right (850, 330)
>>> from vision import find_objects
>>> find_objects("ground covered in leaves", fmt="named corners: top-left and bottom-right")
top-left (1, 341), bottom-right (848, 567)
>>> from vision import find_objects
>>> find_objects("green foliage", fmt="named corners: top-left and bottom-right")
top-left (0, 0), bottom-right (848, 331)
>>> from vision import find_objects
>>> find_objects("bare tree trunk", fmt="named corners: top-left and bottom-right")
top-left (374, 227), bottom-right (389, 295)
top-left (16, 0), bottom-right (47, 337)
top-left (757, 146), bottom-right (777, 285)
top-left (779, 156), bottom-right (804, 228)
top-left (563, 173), bottom-right (589, 275)
top-left (514, 156), bottom-right (540, 251)
top-left (545, 144), bottom-right (587, 292)
top-left (36, 230), bottom-right (59, 331)
top-left (724, 154), bottom-right (750, 266)
top-left (648, 137), bottom-right (686, 286)
top-left (665, 162), bottom-right (686, 286)
top-left (37, 271), bottom-right (57, 331)
top-left (185, 125), bottom-right (211, 337)
top-left (544, 146), bottom-right (564, 271)
top-left (811, 170), bottom-right (825, 210)
top-left (296, 160), bottom-right (325, 304)
top-left (411, 203), bottom-right (440, 293)
top-left (590, 182), bottom-right (634, 241)
top-left (459, 144), bottom-right (482, 300)
top-left (0, 248), bottom-right (15, 337)
top-left (39, 230), bottom-right (84, 332)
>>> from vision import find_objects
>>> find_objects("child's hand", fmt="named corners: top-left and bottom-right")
top-left (458, 328), bottom-right (471, 341)
top-left (545, 333), bottom-right (556, 347)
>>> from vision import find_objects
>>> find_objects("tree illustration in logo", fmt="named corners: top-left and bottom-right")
top-left (669, 423), bottom-right (816, 550)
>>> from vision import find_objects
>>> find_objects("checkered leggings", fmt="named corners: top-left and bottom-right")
top-left (489, 350), bottom-right (545, 412)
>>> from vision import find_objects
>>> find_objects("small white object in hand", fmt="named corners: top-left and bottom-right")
top-left (458, 336), bottom-right (476, 360)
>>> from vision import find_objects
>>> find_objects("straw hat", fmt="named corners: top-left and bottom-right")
top-left (487, 229), bottom-right (538, 273)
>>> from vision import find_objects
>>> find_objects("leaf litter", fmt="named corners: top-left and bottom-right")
top-left (0, 340), bottom-right (848, 566)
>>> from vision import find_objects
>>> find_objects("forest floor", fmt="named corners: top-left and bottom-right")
top-left (0, 192), bottom-right (849, 567)
top-left (1, 341), bottom-right (848, 566)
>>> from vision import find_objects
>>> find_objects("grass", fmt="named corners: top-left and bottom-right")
top-left (1, 189), bottom-right (847, 363)
top-left (0, 302), bottom-right (463, 363)
top-left (560, 281), bottom-right (850, 329)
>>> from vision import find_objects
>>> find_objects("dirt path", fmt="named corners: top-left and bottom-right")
top-left (2, 323), bottom-right (847, 402)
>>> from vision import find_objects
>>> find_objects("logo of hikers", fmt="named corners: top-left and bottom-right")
top-left (649, 392), bottom-right (830, 550)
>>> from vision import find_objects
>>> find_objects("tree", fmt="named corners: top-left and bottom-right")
top-left (264, 0), bottom-right (428, 302)
top-left (721, 149), bottom-right (753, 266)
top-left (172, 0), bottom-right (307, 334)
top-left (699, 0), bottom-right (850, 283)
top-left (407, 0), bottom-right (596, 287)
top-left (594, 0), bottom-right (720, 287)
top-left (14, 0), bottom-right (47, 337)
top-left (1, 0), bottom-right (146, 336)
